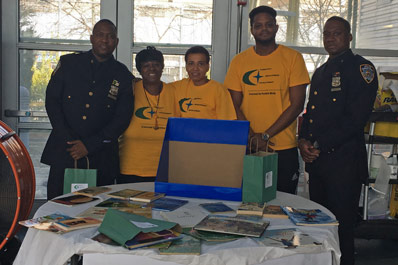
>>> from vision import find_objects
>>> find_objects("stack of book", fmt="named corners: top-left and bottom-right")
top-left (19, 213), bottom-right (101, 234)
top-left (107, 189), bottom-right (165, 203)
top-left (236, 202), bottom-right (288, 219)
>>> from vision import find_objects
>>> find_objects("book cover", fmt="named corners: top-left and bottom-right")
top-left (150, 197), bottom-right (188, 211)
top-left (85, 199), bottom-right (152, 219)
top-left (92, 233), bottom-right (119, 246)
top-left (263, 205), bottom-right (288, 219)
top-left (282, 207), bottom-right (339, 226)
top-left (199, 202), bottom-right (234, 214)
top-left (124, 229), bottom-right (181, 250)
top-left (236, 202), bottom-right (266, 216)
top-left (95, 198), bottom-right (146, 209)
top-left (107, 189), bottom-right (145, 200)
top-left (53, 217), bottom-right (102, 232)
top-left (194, 215), bottom-right (269, 237)
top-left (131, 191), bottom-right (165, 203)
top-left (73, 186), bottom-right (111, 197)
top-left (159, 233), bottom-right (201, 255)
top-left (50, 194), bottom-right (99, 206)
top-left (185, 227), bottom-right (243, 242)
top-left (19, 213), bottom-right (73, 232)
top-left (254, 228), bottom-right (322, 248)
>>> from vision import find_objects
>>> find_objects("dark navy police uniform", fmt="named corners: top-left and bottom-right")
top-left (299, 49), bottom-right (378, 265)
top-left (41, 51), bottom-right (134, 199)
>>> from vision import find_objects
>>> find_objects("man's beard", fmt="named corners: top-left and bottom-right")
top-left (255, 37), bottom-right (275, 46)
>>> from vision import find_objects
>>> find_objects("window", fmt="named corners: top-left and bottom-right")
top-left (132, 0), bottom-right (214, 83)
top-left (133, 0), bottom-right (212, 46)
top-left (247, 0), bottom-right (398, 72)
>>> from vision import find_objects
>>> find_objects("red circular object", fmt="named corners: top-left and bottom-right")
top-left (0, 120), bottom-right (35, 250)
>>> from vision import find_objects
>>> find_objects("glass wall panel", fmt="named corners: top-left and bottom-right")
top-left (132, 54), bottom-right (188, 83)
top-left (19, 129), bottom-right (51, 199)
top-left (364, 56), bottom-right (398, 70)
top-left (19, 49), bottom-right (73, 122)
top-left (19, 0), bottom-right (100, 43)
top-left (248, 0), bottom-right (349, 47)
top-left (133, 0), bottom-right (213, 46)
top-left (132, 54), bottom-right (213, 83)
top-left (355, 0), bottom-right (398, 50)
top-left (302, 53), bottom-right (328, 76)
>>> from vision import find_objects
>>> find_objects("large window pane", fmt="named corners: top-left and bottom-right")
top-left (364, 56), bottom-right (398, 70)
top-left (19, 0), bottom-right (100, 43)
top-left (132, 54), bottom-right (212, 83)
top-left (132, 54), bottom-right (188, 83)
top-left (19, 49), bottom-right (73, 122)
top-left (133, 0), bottom-right (213, 46)
top-left (248, 0), bottom-right (348, 47)
top-left (302, 53), bottom-right (328, 76)
top-left (356, 1), bottom-right (398, 50)
top-left (19, 129), bottom-right (51, 199)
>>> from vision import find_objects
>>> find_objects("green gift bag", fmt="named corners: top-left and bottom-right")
top-left (242, 140), bottom-right (278, 203)
top-left (63, 157), bottom-right (97, 194)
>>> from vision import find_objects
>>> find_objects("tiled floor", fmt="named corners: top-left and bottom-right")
top-left (355, 238), bottom-right (398, 265)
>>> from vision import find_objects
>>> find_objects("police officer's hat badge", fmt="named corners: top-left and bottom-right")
top-left (108, 79), bottom-right (120, 100)
top-left (360, 64), bottom-right (375, 84)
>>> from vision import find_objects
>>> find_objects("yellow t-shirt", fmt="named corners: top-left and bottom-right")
top-left (224, 45), bottom-right (310, 150)
top-left (173, 78), bottom-right (236, 120)
top-left (119, 81), bottom-right (179, 176)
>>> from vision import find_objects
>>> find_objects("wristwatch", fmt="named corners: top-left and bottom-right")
top-left (262, 132), bottom-right (270, 141)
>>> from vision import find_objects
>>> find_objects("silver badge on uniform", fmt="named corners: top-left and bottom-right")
top-left (108, 79), bottom-right (119, 100)
top-left (331, 72), bottom-right (341, 91)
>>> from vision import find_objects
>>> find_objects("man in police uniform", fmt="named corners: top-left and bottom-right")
top-left (41, 19), bottom-right (134, 199)
top-left (298, 17), bottom-right (378, 265)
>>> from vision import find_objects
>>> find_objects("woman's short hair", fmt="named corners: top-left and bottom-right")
top-left (135, 46), bottom-right (164, 72)
top-left (185, 46), bottom-right (210, 64)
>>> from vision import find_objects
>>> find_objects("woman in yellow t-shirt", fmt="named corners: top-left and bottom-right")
top-left (118, 47), bottom-right (179, 183)
top-left (172, 46), bottom-right (236, 120)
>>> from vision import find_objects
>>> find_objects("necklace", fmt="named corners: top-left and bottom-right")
top-left (143, 84), bottom-right (162, 130)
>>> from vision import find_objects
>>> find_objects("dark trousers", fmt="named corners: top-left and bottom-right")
top-left (275, 147), bottom-right (300, 194)
top-left (47, 156), bottom-right (117, 200)
top-left (117, 174), bottom-right (156, 184)
top-left (307, 144), bottom-right (363, 265)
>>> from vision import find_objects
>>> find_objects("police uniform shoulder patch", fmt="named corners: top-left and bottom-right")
top-left (51, 61), bottom-right (61, 76)
top-left (360, 64), bottom-right (375, 84)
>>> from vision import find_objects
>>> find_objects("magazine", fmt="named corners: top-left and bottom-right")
top-left (73, 186), bottom-right (111, 197)
top-left (50, 194), bottom-right (99, 206)
top-left (150, 197), bottom-right (188, 211)
top-left (19, 213), bottom-right (73, 233)
top-left (199, 202), bottom-right (234, 214)
top-left (282, 207), bottom-right (339, 226)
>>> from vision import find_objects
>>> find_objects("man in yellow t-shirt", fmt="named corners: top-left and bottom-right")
top-left (119, 47), bottom-right (179, 183)
top-left (173, 46), bottom-right (236, 120)
top-left (224, 6), bottom-right (310, 194)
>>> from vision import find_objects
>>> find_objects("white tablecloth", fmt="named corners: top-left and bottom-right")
top-left (13, 183), bottom-right (340, 265)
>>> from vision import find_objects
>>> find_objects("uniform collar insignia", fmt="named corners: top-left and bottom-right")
top-left (360, 64), bottom-right (375, 84)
